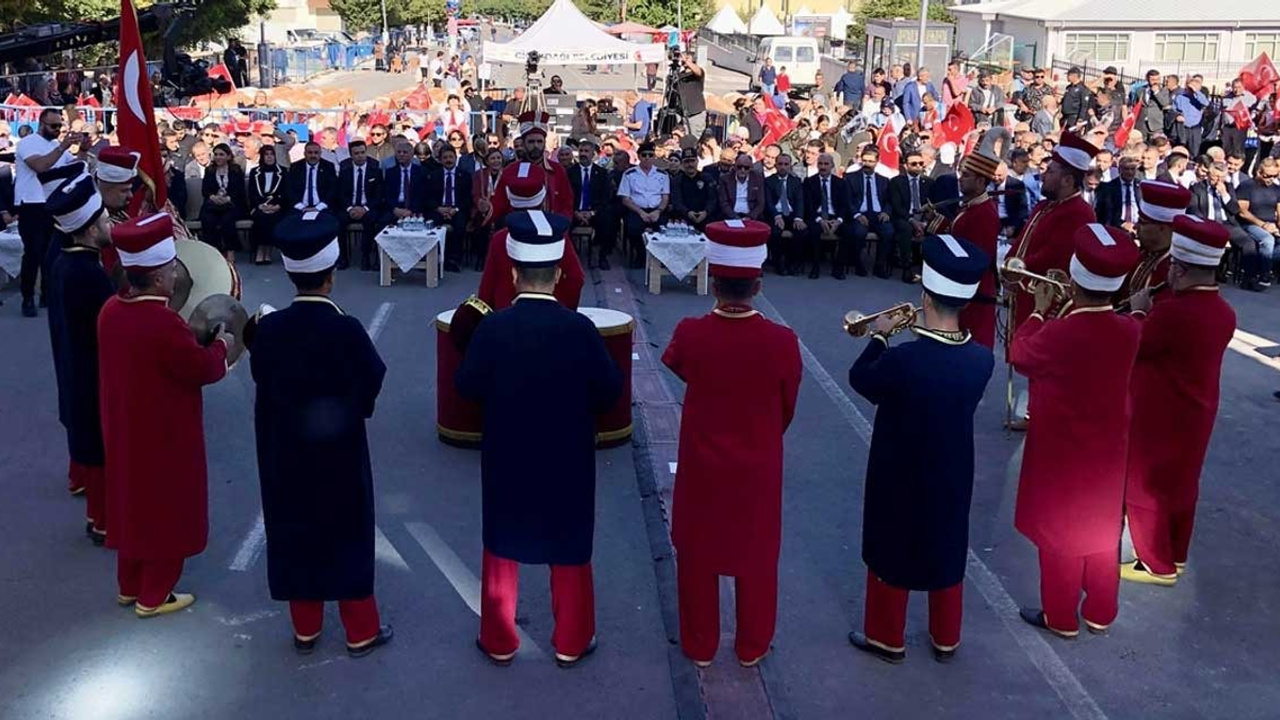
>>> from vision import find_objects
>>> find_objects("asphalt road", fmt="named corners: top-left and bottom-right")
top-left (2, 248), bottom-right (1278, 719)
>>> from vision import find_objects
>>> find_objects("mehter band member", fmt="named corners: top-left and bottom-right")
top-left (46, 173), bottom-right (114, 544)
top-left (251, 211), bottom-right (393, 656)
top-left (662, 219), bottom-right (802, 668)
top-left (952, 150), bottom-right (1002, 349)
top-left (99, 212), bottom-right (234, 617)
top-left (1121, 215), bottom-right (1236, 586)
top-left (1011, 223), bottom-right (1141, 639)
top-left (848, 234), bottom-right (995, 664)
top-left (458, 210), bottom-right (622, 668)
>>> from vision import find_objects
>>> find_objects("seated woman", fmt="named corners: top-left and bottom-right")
top-left (247, 145), bottom-right (285, 265)
top-left (470, 147), bottom-right (505, 271)
top-left (570, 100), bottom-right (598, 142)
top-left (199, 142), bottom-right (247, 263)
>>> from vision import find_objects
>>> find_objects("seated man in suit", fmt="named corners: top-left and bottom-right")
top-left (889, 149), bottom-right (932, 284)
top-left (802, 152), bottom-right (854, 279)
top-left (764, 152), bottom-right (806, 275)
top-left (671, 148), bottom-right (715, 229)
top-left (425, 145), bottom-right (471, 273)
top-left (717, 152), bottom-right (766, 221)
top-left (846, 146), bottom-right (895, 278)
top-left (336, 140), bottom-right (384, 271)
top-left (1191, 161), bottom-right (1263, 289)
top-left (285, 141), bottom-right (338, 214)
top-left (567, 136), bottom-right (617, 270)
top-left (380, 141), bottom-right (428, 228)
top-left (1095, 156), bottom-right (1143, 233)
top-left (990, 161), bottom-right (1028, 239)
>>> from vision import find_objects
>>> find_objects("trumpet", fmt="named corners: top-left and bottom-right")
top-left (1001, 257), bottom-right (1070, 295)
top-left (844, 303), bottom-right (922, 338)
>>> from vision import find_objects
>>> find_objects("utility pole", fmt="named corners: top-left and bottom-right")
top-left (380, 0), bottom-right (389, 44)
top-left (915, 0), bottom-right (928, 75)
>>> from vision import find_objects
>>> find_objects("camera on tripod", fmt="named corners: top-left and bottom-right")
top-left (525, 50), bottom-right (541, 76)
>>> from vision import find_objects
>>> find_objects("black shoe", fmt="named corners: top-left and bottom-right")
top-left (808, 265), bottom-right (820, 279)
top-left (38, 296), bottom-right (47, 308)
top-left (85, 522), bottom-right (106, 547)
top-left (294, 635), bottom-right (318, 655)
top-left (853, 263), bottom-right (869, 277)
top-left (555, 637), bottom-right (598, 669)
top-left (476, 637), bottom-right (516, 667)
top-left (832, 266), bottom-right (847, 280)
top-left (445, 261), bottom-right (461, 273)
top-left (1018, 607), bottom-right (1077, 639)
top-left (21, 298), bottom-right (37, 317)
top-left (348, 625), bottom-right (393, 658)
top-left (848, 632), bottom-right (905, 664)
top-left (874, 265), bottom-right (892, 280)
top-left (932, 644), bottom-right (956, 663)
top-left (777, 264), bottom-right (790, 276)
top-left (360, 258), bottom-right (373, 272)
top-left (1273, 390), bottom-right (1280, 402)
top-left (901, 268), bottom-right (921, 284)
top-left (599, 255), bottom-right (611, 271)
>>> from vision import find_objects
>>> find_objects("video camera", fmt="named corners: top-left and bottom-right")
top-left (525, 50), bottom-right (540, 77)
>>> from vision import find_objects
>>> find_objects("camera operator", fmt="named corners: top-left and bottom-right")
top-left (677, 51), bottom-right (707, 140)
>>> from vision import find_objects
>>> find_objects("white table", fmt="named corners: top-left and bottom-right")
top-left (376, 226), bottom-right (446, 288)
top-left (643, 230), bottom-right (708, 296)
top-left (0, 226), bottom-right (21, 285)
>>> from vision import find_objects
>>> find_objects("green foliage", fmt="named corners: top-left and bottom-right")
top-left (849, 0), bottom-right (953, 46)
top-left (0, 0), bottom-right (278, 54)
top-left (624, 0), bottom-right (714, 28)
top-left (329, 0), bottom-right (384, 34)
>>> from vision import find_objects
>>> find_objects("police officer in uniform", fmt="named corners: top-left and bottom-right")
top-left (618, 141), bottom-right (670, 268)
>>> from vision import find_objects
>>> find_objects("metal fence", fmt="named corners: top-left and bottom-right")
top-left (265, 42), bottom-right (376, 85)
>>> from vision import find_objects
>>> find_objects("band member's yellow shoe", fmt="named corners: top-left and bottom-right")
top-left (1175, 562), bottom-right (1187, 577)
top-left (116, 594), bottom-right (137, 607)
top-left (554, 637), bottom-right (598, 669)
top-left (738, 652), bottom-right (768, 668)
top-left (135, 593), bottom-right (196, 618)
top-left (1120, 560), bottom-right (1177, 587)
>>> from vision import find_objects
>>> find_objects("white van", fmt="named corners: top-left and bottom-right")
top-left (749, 36), bottom-right (821, 92)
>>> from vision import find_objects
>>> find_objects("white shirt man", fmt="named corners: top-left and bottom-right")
top-left (734, 178), bottom-right (751, 215)
top-left (617, 164), bottom-right (670, 209)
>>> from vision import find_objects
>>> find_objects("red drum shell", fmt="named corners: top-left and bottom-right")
top-left (435, 310), bottom-right (484, 448)
top-left (579, 307), bottom-right (634, 448)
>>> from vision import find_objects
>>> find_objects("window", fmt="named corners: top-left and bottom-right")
top-left (1246, 33), bottom-right (1280, 59)
top-left (1155, 33), bottom-right (1220, 62)
top-left (1064, 33), bottom-right (1130, 63)
top-left (797, 46), bottom-right (815, 62)
top-left (774, 46), bottom-right (793, 63)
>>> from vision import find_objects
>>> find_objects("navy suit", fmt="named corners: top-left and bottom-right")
top-left (847, 169), bottom-right (896, 274)
top-left (803, 173), bottom-right (855, 274)
top-left (336, 159), bottom-right (385, 268)
top-left (380, 162), bottom-right (428, 225)
top-left (424, 165), bottom-right (472, 266)
top-left (765, 172), bottom-right (805, 272)
top-left (251, 297), bottom-right (386, 601)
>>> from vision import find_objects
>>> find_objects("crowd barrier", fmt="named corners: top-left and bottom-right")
top-left (267, 42), bottom-right (375, 84)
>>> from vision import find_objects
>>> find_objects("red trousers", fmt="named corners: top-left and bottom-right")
top-left (70, 461), bottom-right (106, 533)
top-left (479, 549), bottom-right (594, 657)
top-left (288, 597), bottom-right (381, 646)
top-left (117, 557), bottom-right (184, 608)
top-left (1127, 505), bottom-right (1195, 576)
top-left (864, 570), bottom-right (963, 652)
top-left (1038, 548), bottom-right (1119, 634)
top-left (677, 553), bottom-right (778, 663)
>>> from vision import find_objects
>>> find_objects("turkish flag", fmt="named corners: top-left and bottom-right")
top-left (934, 102), bottom-right (975, 148)
top-left (1224, 100), bottom-right (1254, 130)
top-left (876, 121), bottom-right (900, 178)
top-left (1115, 100), bottom-right (1142, 149)
top-left (753, 93), bottom-right (797, 160)
top-left (1239, 53), bottom-right (1279, 98)
top-left (116, 0), bottom-right (166, 214)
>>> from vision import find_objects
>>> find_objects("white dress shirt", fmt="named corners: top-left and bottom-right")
top-left (734, 179), bottom-right (750, 215)
top-left (617, 165), bottom-right (670, 209)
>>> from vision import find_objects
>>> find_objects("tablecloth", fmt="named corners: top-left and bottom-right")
top-left (375, 226), bottom-right (446, 273)
top-left (643, 231), bottom-right (707, 281)
top-left (0, 227), bottom-right (22, 281)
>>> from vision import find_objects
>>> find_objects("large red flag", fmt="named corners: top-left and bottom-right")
top-left (1239, 53), bottom-right (1279, 99)
top-left (875, 121), bottom-right (900, 178)
top-left (753, 93), bottom-right (797, 160)
top-left (934, 102), bottom-right (975, 148)
top-left (1114, 100), bottom-right (1142, 149)
top-left (117, 0), bottom-right (165, 215)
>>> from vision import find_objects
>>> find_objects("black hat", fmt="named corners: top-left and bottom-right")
top-left (275, 211), bottom-right (340, 274)
top-left (679, 147), bottom-right (698, 160)
top-left (1068, 66), bottom-right (1083, 76)
top-left (922, 234), bottom-right (989, 307)
top-left (47, 173), bottom-right (104, 235)
top-left (638, 141), bottom-right (656, 154)
top-left (505, 210), bottom-right (570, 268)
top-left (1103, 66), bottom-right (1119, 75)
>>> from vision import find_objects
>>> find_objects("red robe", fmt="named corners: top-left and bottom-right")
top-left (1125, 287), bottom-right (1235, 514)
top-left (477, 227), bottom-right (585, 311)
top-left (951, 196), bottom-right (1001, 349)
top-left (662, 310), bottom-right (802, 575)
top-left (484, 157), bottom-right (574, 224)
top-left (98, 295), bottom-right (229, 560)
top-left (1010, 306), bottom-right (1141, 555)
top-left (1007, 193), bottom-right (1097, 330)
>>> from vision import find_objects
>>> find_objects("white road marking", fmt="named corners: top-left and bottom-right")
top-left (755, 295), bottom-right (1108, 720)
top-left (375, 525), bottom-right (411, 571)
top-left (632, 352), bottom-right (641, 360)
top-left (216, 610), bottom-right (279, 626)
top-left (1229, 328), bottom-right (1280, 371)
top-left (668, 462), bottom-right (678, 475)
top-left (228, 303), bottom-right (396, 573)
top-left (404, 521), bottom-right (545, 658)
top-left (228, 511), bottom-right (266, 572)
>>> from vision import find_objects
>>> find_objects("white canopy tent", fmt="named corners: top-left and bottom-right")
top-left (705, 5), bottom-right (748, 34)
top-left (747, 5), bottom-right (786, 36)
top-left (484, 0), bottom-right (665, 66)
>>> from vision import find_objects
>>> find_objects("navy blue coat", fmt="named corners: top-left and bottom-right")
top-left (849, 329), bottom-right (994, 590)
top-left (250, 296), bottom-right (386, 600)
top-left (47, 246), bottom-right (113, 465)
top-left (456, 295), bottom-right (623, 565)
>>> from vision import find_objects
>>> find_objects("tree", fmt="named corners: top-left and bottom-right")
top-left (329, 0), bottom-right (384, 34)
top-left (0, 0), bottom-right (277, 49)
top-left (849, 0), bottom-right (953, 47)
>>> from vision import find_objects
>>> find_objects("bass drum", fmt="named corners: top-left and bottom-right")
top-left (577, 307), bottom-right (635, 448)
top-left (435, 309), bottom-right (484, 448)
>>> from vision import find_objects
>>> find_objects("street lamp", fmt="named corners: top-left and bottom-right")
top-left (915, 0), bottom-right (927, 75)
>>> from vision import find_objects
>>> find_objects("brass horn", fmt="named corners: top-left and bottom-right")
top-left (843, 302), bottom-right (921, 338)
top-left (1001, 257), bottom-right (1070, 294)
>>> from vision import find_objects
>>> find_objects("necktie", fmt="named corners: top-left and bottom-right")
top-left (864, 174), bottom-right (874, 213)
top-left (400, 168), bottom-right (408, 204)
top-left (910, 177), bottom-right (920, 213)
top-left (445, 171), bottom-right (454, 206)
top-left (306, 165), bottom-right (316, 207)
top-left (355, 166), bottom-right (364, 206)
top-left (1123, 183), bottom-right (1133, 223)
top-left (1212, 190), bottom-right (1225, 222)
top-left (779, 178), bottom-right (791, 215)
top-left (822, 177), bottom-right (831, 217)
top-left (581, 167), bottom-right (591, 210)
